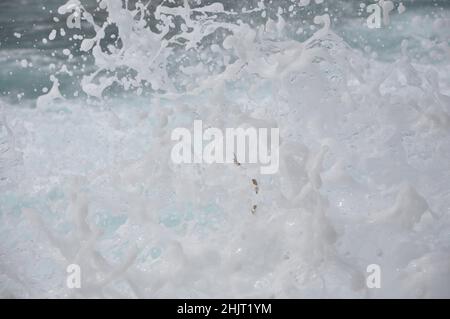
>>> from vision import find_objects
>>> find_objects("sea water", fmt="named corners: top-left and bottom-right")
top-left (0, 0), bottom-right (449, 298)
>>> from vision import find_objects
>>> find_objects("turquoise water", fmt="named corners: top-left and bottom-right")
top-left (1, 0), bottom-right (448, 102)
top-left (0, 0), bottom-right (449, 298)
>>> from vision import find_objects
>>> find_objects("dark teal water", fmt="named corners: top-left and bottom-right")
top-left (0, 0), bottom-right (449, 103)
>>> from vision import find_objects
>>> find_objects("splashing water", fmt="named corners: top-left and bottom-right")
top-left (1, 0), bottom-right (450, 298)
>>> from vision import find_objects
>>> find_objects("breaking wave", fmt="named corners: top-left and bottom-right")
top-left (1, 0), bottom-right (450, 298)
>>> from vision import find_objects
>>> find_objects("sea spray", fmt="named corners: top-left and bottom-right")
top-left (0, 0), bottom-right (449, 298)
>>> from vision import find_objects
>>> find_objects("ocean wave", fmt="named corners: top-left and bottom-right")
top-left (0, 0), bottom-right (449, 298)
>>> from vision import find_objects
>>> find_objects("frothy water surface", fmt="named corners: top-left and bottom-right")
top-left (0, 0), bottom-right (450, 298)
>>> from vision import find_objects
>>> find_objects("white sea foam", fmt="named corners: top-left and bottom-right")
top-left (1, 0), bottom-right (449, 298)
